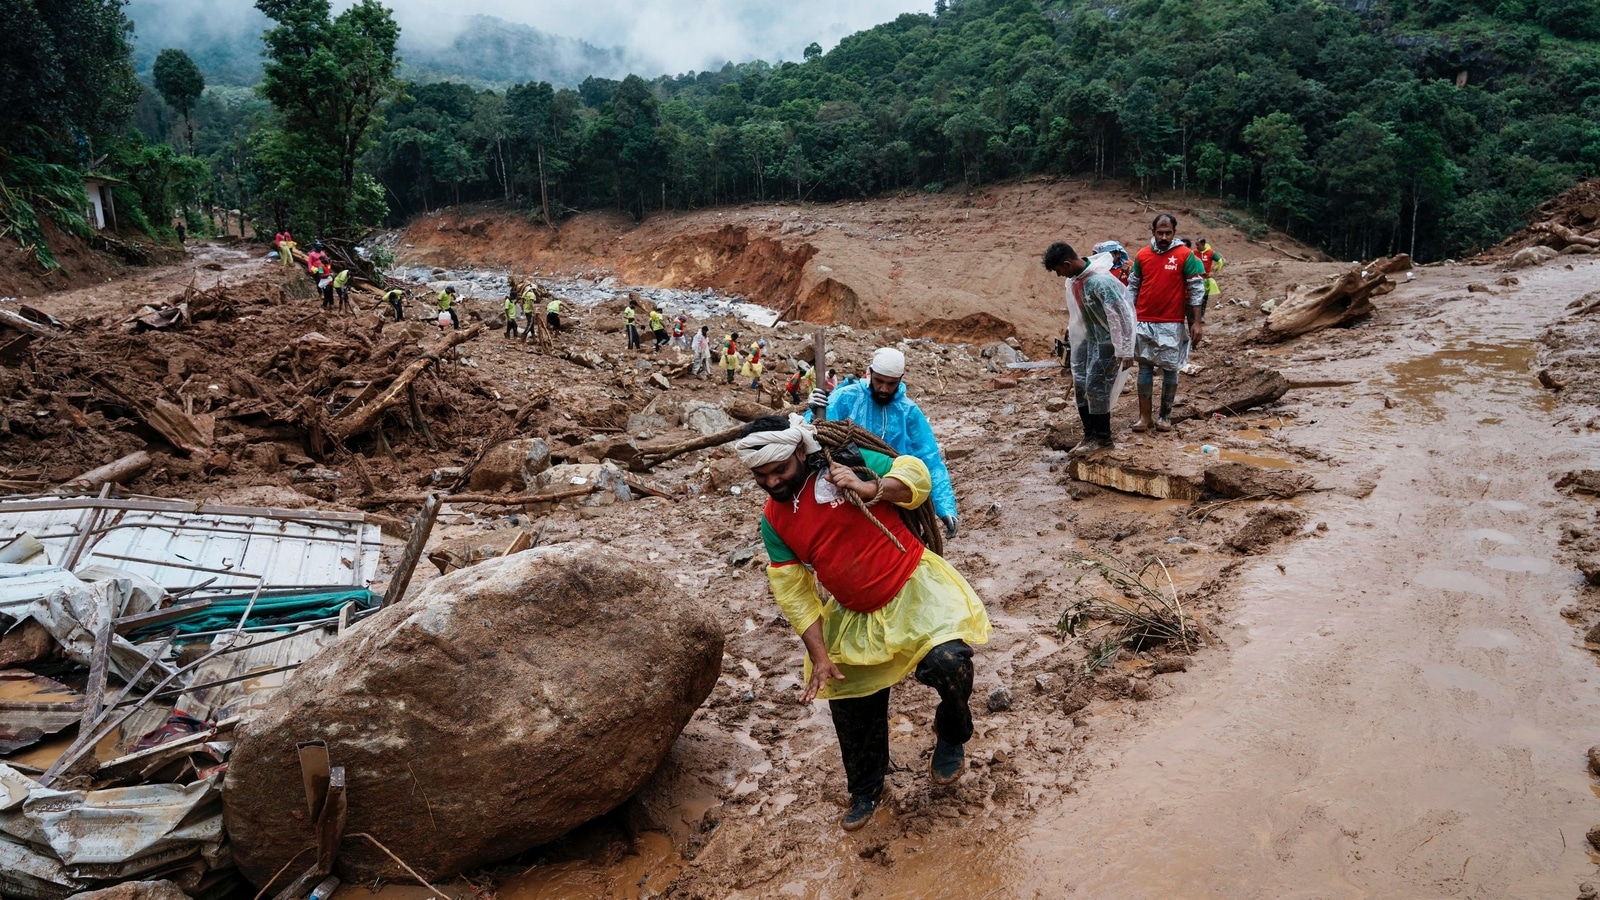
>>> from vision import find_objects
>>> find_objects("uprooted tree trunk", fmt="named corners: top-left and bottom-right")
top-left (1261, 257), bottom-right (1402, 342)
top-left (326, 325), bottom-right (482, 442)
top-left (1531, 220), bottom-right (1600, 249)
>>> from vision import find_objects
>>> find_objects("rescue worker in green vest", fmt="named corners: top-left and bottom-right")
top-left (624, 301), bottom-right (642, 350)
top-left (383, 287), bottom-right (405, 322)
top-left (503, 291), bottom-right (520, 339)
top-left (546, 296), bottom-right (563, 333)
top-left (1195, 237), bottom-right (1225, 321)
top-left (438, 286), bottom-right (460, 330)
top-left (521, 287), bottom-right (539, 340)
top-left (1127, 214), bottom-right (1205, 432)
top-left (332, 269), bottom-right (351, 312)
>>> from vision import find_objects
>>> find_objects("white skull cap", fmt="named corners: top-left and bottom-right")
top-left (870, 347), bottom-right (906, 378)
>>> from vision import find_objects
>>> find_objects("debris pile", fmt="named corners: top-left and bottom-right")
top-left (1492, 178), bottom-right (1600, 260)
top-left (0, 493), bottom-right (385, 898)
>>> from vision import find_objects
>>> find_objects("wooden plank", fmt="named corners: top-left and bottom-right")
top-left (381, 494), bottom-right (440, 608)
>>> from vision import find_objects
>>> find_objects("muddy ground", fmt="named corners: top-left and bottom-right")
top-left (6, 181), bottom-right (1600, 900)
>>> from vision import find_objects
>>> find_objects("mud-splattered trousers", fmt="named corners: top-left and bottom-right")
top-left (827, 640), bottom-right (975, 801)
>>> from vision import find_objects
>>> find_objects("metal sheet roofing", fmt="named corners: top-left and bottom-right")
top-left (0, 497), bottom-right (381, 599)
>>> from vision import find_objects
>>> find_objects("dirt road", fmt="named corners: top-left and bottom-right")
top-left (1000, 256), bottom-right (1600, 897)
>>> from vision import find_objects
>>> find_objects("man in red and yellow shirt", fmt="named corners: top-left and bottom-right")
top-left (736, 414), bottom-right (990, 832)
top-left (1127, 213), bottom-right (1206, 432)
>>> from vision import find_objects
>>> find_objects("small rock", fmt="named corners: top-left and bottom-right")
top-left (1561, 605), bottom-right (1583, 619)
top-left (1130, 681), bottom-right (1154, 701)
top-left (987, 376), bottom-right (1019, 391)
top-left (649, 372), bottom-right (671, 390)
top-left (1579, 881), bottom-right (1596, 900)
top-left (1153, 657), bottom-right (1189, 675)
top-left (1588, 746), bottom-right (1600, 777)
top-left (1585, 622), bottom-right (1600, 644)
top-left (986, 686), bottom-right (1013, 713)
top-left (1466, 282), bottom-right (1491, 293)
top-left (1045, 397), bottom-right (1069, 412)
top-left (1588, 825), bottom-right (1600, 852)
top-left (1034, 672), bottom-right (1062, 694)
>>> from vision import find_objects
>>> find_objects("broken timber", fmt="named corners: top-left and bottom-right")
top-left (328, 325), bottom-right (482, 442)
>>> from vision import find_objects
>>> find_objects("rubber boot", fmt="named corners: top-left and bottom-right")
top-left (1068, 404), bottom-right (1099, 457)
top-left (1134, 393), bottom-right (1154, 433)
top-left (1157, 378), bottom-right (1175, 431)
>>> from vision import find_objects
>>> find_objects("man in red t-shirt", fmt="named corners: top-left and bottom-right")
top-left (1127, 213), bottom-right (1206, 432)
top-left (737, 414), bottom-right (990, 832)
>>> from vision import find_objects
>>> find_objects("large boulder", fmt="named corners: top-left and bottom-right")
top-left (680, 401), bottom-right (739, 436)
top-left (222, 544), bottom-right (724, 885)
top-left (466, 438), bottom-right (550, 492)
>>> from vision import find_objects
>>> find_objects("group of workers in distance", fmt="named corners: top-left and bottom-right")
top-left (736, 211), bottom-right (1221, 834)
top-left (274, 231), bottom-right (355, 313)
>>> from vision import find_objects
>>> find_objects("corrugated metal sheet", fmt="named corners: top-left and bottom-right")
top-left (0, 765), bottom-right (222, 892)
top-left (0, 496), bottom-right (382, 597)
top-left (176, 629), bottom-right (335, 721)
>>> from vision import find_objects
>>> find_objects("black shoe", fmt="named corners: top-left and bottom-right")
top-left (930, 738), bottom-right (965, 785)
top-left (840, 793), bottom-right (880, 832)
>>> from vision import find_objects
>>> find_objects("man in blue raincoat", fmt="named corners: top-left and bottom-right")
top-left (808, 347), bottom-right (961, 538)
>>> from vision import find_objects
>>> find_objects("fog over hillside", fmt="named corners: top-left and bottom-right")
top-left (125, 0), bottom-right (928, 85)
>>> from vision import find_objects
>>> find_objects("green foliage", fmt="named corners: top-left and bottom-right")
top-left (153, 49), bottom-right (205, 116)
top-left (153, 48), bottom-right (205, 152)
top-left (349, 0), bottom-right (1600, 260)
top-left (0, 0), bottom-right (141, 159)
top-left (253, 0), bottom-right (400, 236)
top-left (0, 150), bottom-right (90, 270)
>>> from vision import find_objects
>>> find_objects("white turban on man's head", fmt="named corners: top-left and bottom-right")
top-left (869, 347), bottom-right (906, 378)
top-left (735, 413), bottom-right (822, 469)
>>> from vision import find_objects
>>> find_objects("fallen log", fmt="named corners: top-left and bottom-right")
top-left (1186, 367), bottom-right (1290, 419)
top-left (58, 451), bottom-right (154, 491)
top-left (1261, 266), bottom-right (1390, 342)
top-left (327, 325), bottom-right (482, 441)
top-left (631, 424), bottom-right (747, 471)
top-left (356, 486), bottom-right (599, 509)
top-left (0, 308), bottom-right (58, 339)
top-left (1533, 220), bottom-right (1600, 249)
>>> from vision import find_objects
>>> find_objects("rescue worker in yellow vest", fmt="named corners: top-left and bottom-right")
top-left (521, 287), bottom-right (538, 339)
top-left (332, 269), bottom-right (351, 311)
top-left (720, 332), bottom-right (742, 384)
top-left (546, 296), bottom-right (563, 333)
top-left (438, 287), bottom-right (460, 330)
top-left (624, 302), bottom-right (641, 350)
top-left (503, 292), bottom-right (520, 339)
top-left (383, 287), bottom-right (405, 322)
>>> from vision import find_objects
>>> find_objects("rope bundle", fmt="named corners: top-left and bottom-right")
top-left (813, 419), bottom-right (945, 557)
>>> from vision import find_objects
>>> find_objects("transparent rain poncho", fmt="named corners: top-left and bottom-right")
top-left (1066, 252), bottom-right (1137, 411)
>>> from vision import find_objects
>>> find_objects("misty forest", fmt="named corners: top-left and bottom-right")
top-left (4, 0), bottom-right (1599, 268)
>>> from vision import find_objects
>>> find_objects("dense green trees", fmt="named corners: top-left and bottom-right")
top-left (153, 49), bottom-right (205, 152)
top-left (356, 0), bottom-right (1596, 261)
top-left (252, 0), bottom-right (402, 237)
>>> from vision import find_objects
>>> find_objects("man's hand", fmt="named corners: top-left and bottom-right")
top-left (1190, 324), bottom-right (1204, 349)
top-left (827, 460), bottom-right (875, 499)
top-left (803, 654), bottom-right (846, 703)
top-left (940, 514), bottom-right (959, 538)
top-left (807, 388), bottom-right (830, 412)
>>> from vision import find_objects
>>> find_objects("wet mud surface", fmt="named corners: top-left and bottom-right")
top-left (9, 204), bottom-right (1600, 899)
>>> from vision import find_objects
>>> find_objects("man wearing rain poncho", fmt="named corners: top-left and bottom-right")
top-left (1043, 240), bottom-right (1137, 456)
top-left (735, 414), bottom-right (991, 832)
